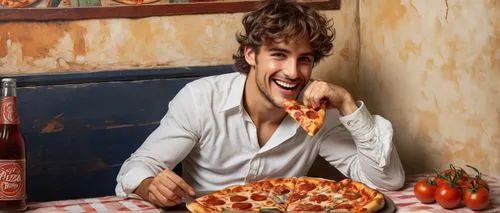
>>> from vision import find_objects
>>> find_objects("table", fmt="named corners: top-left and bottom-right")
top-left (26, 174), bottom-right (500, 212)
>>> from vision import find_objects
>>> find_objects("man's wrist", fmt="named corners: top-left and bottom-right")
top-left (133, 177), bottom-right (153, 200)
top-left (339, 95), bottom-right (357, 116)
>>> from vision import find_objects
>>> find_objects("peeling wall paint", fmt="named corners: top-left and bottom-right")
top-left (0, 2), bottom-right (359, 96)
top-left (360, 0), bottom-right (500, 176)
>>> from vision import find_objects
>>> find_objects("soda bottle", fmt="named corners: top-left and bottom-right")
top-left (0, 78), bottom-right (27, 211)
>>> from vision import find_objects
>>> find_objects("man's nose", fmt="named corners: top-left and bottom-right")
top-left (283, 59), bottom-right (299, 79)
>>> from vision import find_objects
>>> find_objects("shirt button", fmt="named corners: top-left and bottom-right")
top-left (347, 120), bottom-right (357, 126)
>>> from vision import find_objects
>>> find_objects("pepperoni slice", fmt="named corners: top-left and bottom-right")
top-left (250, 193), bottom-right (267, 201)
top-left (343, 191), bottom-right (360, 200)
top-left (333, 203), bottom-right (354, 210)
top-left (306, 110), bottom-right (318, 119)
top-left (298, 183), bottom-right (316, 191)
top-left (205, 198), bottom-right (225, 205)
top-left (232, 202), bottom-right (252, 210)
top-left (231, 186), bottom-right (244, 193)
top-left (288, 193), bottom-right (305, 203)
top-left (260, 181), bottom-right (274, 190)
top-left (230, 195), bottom-right (248, 202)
top-left (293, 204), bottom-right (324, 211)
top-left (310, 194), bottom-right (329, 202)
top-left (293, 111), bottom-right (302, 121)
top-left (288, 105), bottom-right (301, 110)
top-left (273, 186), bottom-right (290, 195)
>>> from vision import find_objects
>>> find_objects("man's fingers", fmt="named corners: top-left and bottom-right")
top-left (164, 170), bottom-right (196, 196)
top-left (155, 178), bottom-right (183, 202)
top-left (148, 187), bottom-right (179, 207)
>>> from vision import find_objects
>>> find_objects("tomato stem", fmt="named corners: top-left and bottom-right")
top-left (466, 164), bottom-right (481, 178)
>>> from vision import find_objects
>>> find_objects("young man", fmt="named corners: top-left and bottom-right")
top-left (116, 0), bottom-right (405, 207)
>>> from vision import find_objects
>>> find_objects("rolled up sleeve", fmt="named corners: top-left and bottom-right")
top-left (319, 101), bottom-right (405, 191)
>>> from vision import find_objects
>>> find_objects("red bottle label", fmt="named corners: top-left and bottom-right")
top-left (0, 160), bottom-right (25, 200)
top-left (0, 97), bottom-right (19, 124)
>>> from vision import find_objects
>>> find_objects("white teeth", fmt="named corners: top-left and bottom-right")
top-left (275, 80), bottom-right (297, 89)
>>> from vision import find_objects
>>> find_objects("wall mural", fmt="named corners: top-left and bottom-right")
top-left (0, 0), bottom-right (338, 22)
top-left (0, 0), bottom-right (333, 8)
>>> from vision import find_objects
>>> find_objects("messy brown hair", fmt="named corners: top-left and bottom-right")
top-left (232, 0), bottom-right (335, 73)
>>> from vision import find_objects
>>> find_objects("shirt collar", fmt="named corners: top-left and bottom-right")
top-left (220, 72), bottom-right (247, 112)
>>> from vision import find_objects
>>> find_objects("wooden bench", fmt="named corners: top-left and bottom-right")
top-left (14, 66), bottom-right (232, 202)
top-left (13, 65), bottom-right (343, 202)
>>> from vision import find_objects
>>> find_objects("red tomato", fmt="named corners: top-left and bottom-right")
top-left (476, 178), bottom-right (489, 190)
top-left (435, 184), bottom-right (462, 209)
top-left (463, 187), bottom-right (489, 210)
top-left (442, 168), bottom-right (469, 187)
top-left (434, 176), bottom-right (448, 187)
top-left (435, 165), bottom-right (469, 189)
top-left (466, 165), bottom-right (489, 190)
top-left (414, 179), bottom-right (437, 203)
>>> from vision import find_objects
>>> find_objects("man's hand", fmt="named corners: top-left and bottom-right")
top-left (133, 169), bottom-right (195, 207)
top-left (303, 80), bottom-right (357, 116)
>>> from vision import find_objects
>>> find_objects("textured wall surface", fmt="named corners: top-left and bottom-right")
top-left (359, 0), bottom-right (500, 175)
top-left (0, 2), bottom-right (359, 96)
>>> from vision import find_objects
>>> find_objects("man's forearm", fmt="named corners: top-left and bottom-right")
top-left (133, 177), bottom-right (153, 200)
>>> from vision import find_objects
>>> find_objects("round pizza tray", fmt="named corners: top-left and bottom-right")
top-left (378, 196), bottom-right (397, 213)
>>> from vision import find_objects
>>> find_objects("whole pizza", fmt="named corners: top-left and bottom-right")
top-left (187, 177), bottom-right (385, 213)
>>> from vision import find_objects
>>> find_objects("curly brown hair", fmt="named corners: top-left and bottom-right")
top-left (232, 0), bottom-right (335, 73)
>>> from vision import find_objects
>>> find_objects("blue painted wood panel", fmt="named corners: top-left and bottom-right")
top-left (8, 66), bottom-right (234, 202)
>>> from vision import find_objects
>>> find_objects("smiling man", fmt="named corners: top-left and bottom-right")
top-left (116, 0), bottom-right (405, 208)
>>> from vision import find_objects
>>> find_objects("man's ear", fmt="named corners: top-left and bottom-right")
top-left (244, 46), bottom-right (256, 66)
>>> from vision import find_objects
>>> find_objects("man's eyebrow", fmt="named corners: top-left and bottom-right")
top-left (268, 48), bottom-right (314, 57)
top-left (268, 47), bottom-right (290, 53)
top-left (301, 53), bottom-right (315, 58)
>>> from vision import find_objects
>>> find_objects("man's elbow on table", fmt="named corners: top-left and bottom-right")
top-left (372, 167), bottom-right (406, 191)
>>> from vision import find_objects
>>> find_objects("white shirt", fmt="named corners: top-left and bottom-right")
top-left (115, 72), bottom-right (405, 198)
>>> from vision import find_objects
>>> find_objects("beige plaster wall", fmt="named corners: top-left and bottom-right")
top-left (0, 2), bottom-right (360, 97)
top-left (359, 0), bottom-right (500, 176)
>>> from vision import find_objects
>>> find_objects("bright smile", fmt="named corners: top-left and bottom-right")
top-left (273, 79), bottom-right (299, 90)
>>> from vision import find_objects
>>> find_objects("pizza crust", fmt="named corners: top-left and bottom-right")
top-left (186, 201), bottom-right (213, 213)
top-left (348, 180), bottom-right (386, 213)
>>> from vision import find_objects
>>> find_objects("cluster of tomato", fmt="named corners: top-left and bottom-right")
top-left (413, 164), bottom-right (490, 210)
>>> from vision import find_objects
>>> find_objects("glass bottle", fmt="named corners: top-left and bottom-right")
top-left (0, 78), bottom-right (27, 211)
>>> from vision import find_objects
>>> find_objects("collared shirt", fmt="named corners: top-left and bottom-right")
top-left (115, 72), bottom-right (405, 198)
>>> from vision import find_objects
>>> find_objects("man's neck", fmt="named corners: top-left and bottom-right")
top-left (243, 72), bottom-right (287, 127)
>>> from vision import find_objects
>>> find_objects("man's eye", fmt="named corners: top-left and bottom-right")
top-left (271, 53), bottom-right (286, 58)
top-left (299, 57), bottom-right (313, 63)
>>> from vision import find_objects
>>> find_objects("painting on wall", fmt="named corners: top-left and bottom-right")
top-left (0, 0), bottom-right (338, 21)
top-left (0, 0), bottom-right (330, 8)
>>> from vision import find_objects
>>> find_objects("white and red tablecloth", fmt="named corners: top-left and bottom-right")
top-left (26, 174), bottom-right (500, 212)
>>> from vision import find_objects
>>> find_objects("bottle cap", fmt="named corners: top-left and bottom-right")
top-left (1, 78), bottom-right (16, 87)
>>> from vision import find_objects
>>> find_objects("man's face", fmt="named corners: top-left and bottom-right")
top-left (245, 39), bottom-right (315, 108)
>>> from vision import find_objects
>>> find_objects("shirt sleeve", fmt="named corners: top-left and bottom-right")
top-left (115, 84), bottom-right (200, 198)
top-left (318, 101), bottom-right (405, 191)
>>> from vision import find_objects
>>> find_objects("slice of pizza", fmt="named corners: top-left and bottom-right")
top-left (186, 183), bottom-right (285, 213)
top-left (283, 100), bottom-right (326, 136)
top-left (287, 177), bottom-right (385, 213)
top-left (246, 177), bottom-right (297, 206)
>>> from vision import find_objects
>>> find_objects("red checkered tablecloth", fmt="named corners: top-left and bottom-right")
top-left (25, 174), bottom-right (500, 212)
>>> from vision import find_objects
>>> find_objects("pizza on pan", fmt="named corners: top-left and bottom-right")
top-left (187, 177), bottom-right (385, 213)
